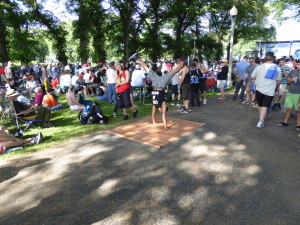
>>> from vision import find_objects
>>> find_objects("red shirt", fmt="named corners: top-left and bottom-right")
top-left (116, 70), bottom-right (130, 93)
top-left (0, 66), bottom-right (5, 74)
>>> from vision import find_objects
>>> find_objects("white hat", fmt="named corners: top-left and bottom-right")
top-left (5, 89), bottom-right (19, 97)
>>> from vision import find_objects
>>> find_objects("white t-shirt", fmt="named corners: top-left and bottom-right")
top-left (131, 70), bottom-right (145, 87)
top-left (71, 75), bottom-right (80, 86)
top-left (106, 68), bottom-right (116, 84)
top-left (251, 63), bottom-right (281, 96)
top-left (60, 74), bottom-right (72, 87)
top-left (171, 72), bottom-right (180, 85)
top-left (27, 80), bottom-right (37, 88)
top-left (83, 73), bottom-right (91, 83)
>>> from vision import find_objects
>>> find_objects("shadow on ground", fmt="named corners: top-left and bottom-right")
top-left (0, 93), bottom-right (299, 225)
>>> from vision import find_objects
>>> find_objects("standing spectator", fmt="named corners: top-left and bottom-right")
top-left (60, 66), bottom-right (72, 93)
top-left (272, 59), bottom-right (291, 109)
top-left (115, 63), bottom-right (138, 120)
top-left (106, 62), bottom-right (118, 117)
top-left (233, 56), bottom-right (249, 101)
top-left (251, 52), bottom-right (281, 128)
top-left (41, 64), bottom-right (47, 84)
top-left (243, 57), bottom-right (258, 105)
top-left (0, 63), bottom-right (6, 85)
top-left (51, 63), bottom-right (58, 79)
top-left (276, 61), bottom-right (300, 130)
top-left (197, 61), bottom-right (208, 104)
top-left (189, 62), bottom-right (201, 107)
top-left (216, 59), bottom-right (229, 103)
top-left (171, 61), bottom-right (181, 106)
top-left (178, 60), bottom-right (191, 113)
top-left (4, 61), bottom-right (15, 80)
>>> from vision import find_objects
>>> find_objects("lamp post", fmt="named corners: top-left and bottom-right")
top-left (227, 5), bottom-right (238, 88)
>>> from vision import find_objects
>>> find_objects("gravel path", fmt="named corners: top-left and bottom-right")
top-left (1, 92), bottom-right (299, 225)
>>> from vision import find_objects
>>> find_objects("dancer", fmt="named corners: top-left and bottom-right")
top-left (129, 53), bottom-right (185, 129)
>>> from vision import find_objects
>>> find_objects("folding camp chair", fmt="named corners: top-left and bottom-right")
top-left (206, 77), bottom-right (217, 92)
top-left (11, 109), bottom-right (41, 138)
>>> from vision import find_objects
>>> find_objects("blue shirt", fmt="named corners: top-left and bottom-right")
top-left (236, 61), bottom-right (250, 80)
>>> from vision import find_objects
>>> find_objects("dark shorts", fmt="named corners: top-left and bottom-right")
top-left (256, 90), bottom-right (274, 107)
top-left (199, 82), bottom-right (206, 92)
top-left (117, 88), bottom-right (132, 109)
top-left (181, 84), bottom-right (191, 101)
top-left (152, 90), bottom-right (165, 108)
top-left (172, 85), bottom-right (181, 94)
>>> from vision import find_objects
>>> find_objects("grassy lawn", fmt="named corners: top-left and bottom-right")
top-left (0, 88), bottom-right (229, 158)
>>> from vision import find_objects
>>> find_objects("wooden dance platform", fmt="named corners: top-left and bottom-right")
top-left (106, 116), bottom-right (205, 148)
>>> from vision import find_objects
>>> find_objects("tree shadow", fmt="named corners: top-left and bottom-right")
top-left (0, 94), bottom-right (299, 225)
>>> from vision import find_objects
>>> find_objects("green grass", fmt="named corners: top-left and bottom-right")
top-left (0, 88), bottom-right (230, 158)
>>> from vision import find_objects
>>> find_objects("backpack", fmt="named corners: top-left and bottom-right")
top-left (78, 102), bottom-right (109, 125)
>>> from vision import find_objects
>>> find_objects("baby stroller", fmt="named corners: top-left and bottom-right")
top-left (206, 77), bottom-right (217, 92)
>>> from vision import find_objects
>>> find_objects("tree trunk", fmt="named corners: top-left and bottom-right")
top-left (25, 0), bottom-right (68, 64)
top-left (174, 18), bottom-right (184, 59)
top-left (0, 9), bottom-right (9, 62)
top-left (123, 0), bottom-right (132, 60)
top-left (78, 2), bottom-right (89, 64)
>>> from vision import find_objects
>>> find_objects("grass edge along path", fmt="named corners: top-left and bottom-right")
top-left (0, 88), bottom-right (233, 159)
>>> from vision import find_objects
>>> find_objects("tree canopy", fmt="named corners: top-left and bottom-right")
top-left (0, 0), bottom-right (295, 64)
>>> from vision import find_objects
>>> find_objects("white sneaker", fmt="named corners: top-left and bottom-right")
top-left (203, 99), bottom-right (207, 104)
top-left (256, 121), bottom-right (264, 128)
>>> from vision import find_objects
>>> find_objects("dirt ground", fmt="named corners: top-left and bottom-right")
top-left (0, 92), bottom-right (299, 225)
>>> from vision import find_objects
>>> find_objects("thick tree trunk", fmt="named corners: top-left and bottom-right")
top-left (78, 3), bottom-right (89, 64)
top-left (25, 0), bottom-right (68, 64)
top-left (123, 0), bottom-right (132, 60)
top-left (0, 10), bottom-right (9, 62)
top-left (174, 19), bottom-right (184, 59)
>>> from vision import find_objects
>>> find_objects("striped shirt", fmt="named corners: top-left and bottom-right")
top-left (280, 65), bottom-right (291, 85)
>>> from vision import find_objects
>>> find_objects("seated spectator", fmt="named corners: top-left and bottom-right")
top-left (42, 88), bottom-right (64, 111)
top-left (0, 87), bottom-right (14, 115)
top-left (34, 87), bottom-right (44, 105)
top-left (96, 82), bottom-right (106, 100)
top-left (131, 64), bottom-right (147, 98)
top-left (60, 67), bottom-right (72, 93)
top-left (83, 68), bottom-right (95, 96)
top-left (77, 86), bottom-right (93, 107)
top-left (51, 75), bottom-right (60, 89)
top-left (67, 85), bottom-right (85, 111)
top-left (0, 125), bottom-right (42, 154)
top-left (71, 70), bottom-right (80, 91)
top-left (26, 74), bottom-right (38, 92)
top-left (5, 89), bottom-right (54, 127)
